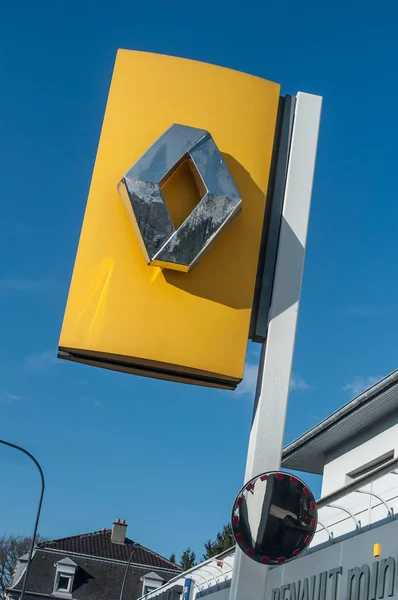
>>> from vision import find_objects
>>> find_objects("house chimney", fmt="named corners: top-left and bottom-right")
top-left (111, 518), bottom-right (128, 544)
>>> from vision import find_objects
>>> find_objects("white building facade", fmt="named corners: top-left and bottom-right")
top-left (138, 369), bottom-right (398, 600)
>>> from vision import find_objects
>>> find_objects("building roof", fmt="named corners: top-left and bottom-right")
top-left (9, 549), bottom-right (178, 600)
top-left (37, 529), bottom-right (181, 572)
top-left (281, 369), bottom-right (398, 475)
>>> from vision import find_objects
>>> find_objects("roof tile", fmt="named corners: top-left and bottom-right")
top-left (37, 530), bottom-right (181, 571)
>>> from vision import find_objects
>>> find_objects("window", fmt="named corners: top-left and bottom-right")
top-left (346, 450), bottom-right (394, 483)
top-left (53, 557), bottom-right (77, 598)
top-left (144, 586), bottom-right (156, 594)
top-left (57, 575), bottom-right (72, 592)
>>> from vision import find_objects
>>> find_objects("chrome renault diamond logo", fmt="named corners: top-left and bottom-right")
top-left (117, 124), bottom-right (242, 272)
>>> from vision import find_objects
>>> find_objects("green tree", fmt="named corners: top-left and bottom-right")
top-left (169, 553), bottom-right (176, 564)
top-left (180, 547), bottom-right (196, 570)
top-left (203, 524), bottom-right (235, 560)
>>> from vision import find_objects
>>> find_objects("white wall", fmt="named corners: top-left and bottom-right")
top-left (321, 417), bottom-right (398, 496)
top-left (197, 588), bottom-right (231, 600)
top-left (310, 413), bottom-right (398, 547)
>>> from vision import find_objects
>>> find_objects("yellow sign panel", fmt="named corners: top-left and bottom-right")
top-left (59, 50), bottom-right (280, 390)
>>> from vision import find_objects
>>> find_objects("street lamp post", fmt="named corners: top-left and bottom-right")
top-left (0, 440), bottom-right (45, 600)
top-left (119, 543), bottom-right (140, 600)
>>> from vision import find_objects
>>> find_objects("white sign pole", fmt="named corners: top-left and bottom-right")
top-left (229, 92), bottom-right (322, 600)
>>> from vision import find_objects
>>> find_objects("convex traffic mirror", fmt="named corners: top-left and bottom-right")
top-left (231, 471), bottom-right (317, 565)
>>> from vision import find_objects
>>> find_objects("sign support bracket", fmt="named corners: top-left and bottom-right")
top-left (229, 92), bottom-right (322, 600)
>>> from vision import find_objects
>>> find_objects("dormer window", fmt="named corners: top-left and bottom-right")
top-left (141, 571), bottom-right (164, 595)
top-left (56, 574), bottom-right (73, 593)
top-left (53, 557), bottom-right (78, 598)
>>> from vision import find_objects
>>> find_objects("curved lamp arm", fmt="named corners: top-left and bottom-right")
top-left (119, 543), bottom-right (140, 600)
top-left (0, 439), bottom-right (45, 600)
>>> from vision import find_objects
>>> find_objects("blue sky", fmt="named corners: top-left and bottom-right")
top-left (1, 0), bottom-right (398, 563)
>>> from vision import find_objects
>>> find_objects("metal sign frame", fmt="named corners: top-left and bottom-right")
top-left (230, 91), bottom-right (322, 600)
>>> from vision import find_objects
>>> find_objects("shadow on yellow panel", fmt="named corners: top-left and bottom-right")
top-left (163, 153), bottom-right (264, 310)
